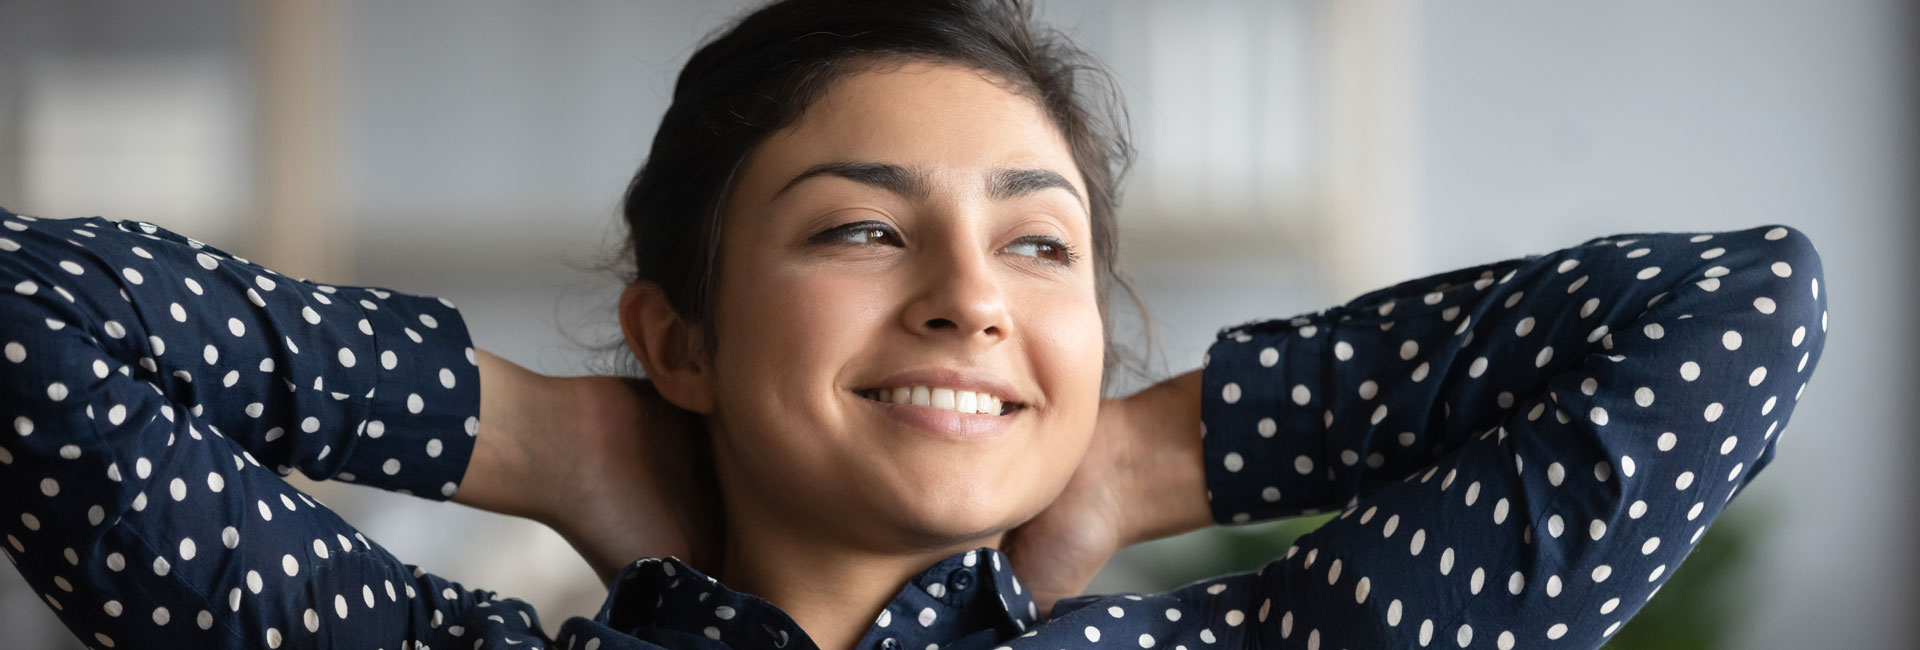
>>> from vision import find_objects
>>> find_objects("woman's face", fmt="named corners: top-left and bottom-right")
top-left (703, 61), bottom-right (1105, 549)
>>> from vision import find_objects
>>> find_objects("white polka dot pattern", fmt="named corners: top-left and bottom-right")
top-left (0, 212), bottom-right (498, 648)
top-left (0, 212), bottom-right (1830, 650)
top-left (1198, 225), bottom-right (1825, 649)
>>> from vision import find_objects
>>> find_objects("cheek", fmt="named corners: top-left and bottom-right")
top-left (1008, 285), bottom-right (1106, 474)
top-left (702, 264), bottom-right (892, 510)
top-left (1023, 285), bottom-right (1106, 403)
top-left (716, 261), bottom-right (888, 379)
top-left (706, 262), bottom-right (889, 446)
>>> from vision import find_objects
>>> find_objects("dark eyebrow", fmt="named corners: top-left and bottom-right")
top-left (773, 160), bottom-right (1084, 210)
top-left (987, 167), bottom-right (1084, 210)
top-left (774, 161), bottom-right (929, 202)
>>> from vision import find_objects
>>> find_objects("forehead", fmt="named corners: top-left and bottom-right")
top-left (742, 61), bottom-right (1087, 204)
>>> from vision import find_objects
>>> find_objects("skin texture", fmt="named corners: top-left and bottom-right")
top-left (451, 59), bottom-right (1215, 650)
top-left (622, 61), bottom-right (1108, 650)
top-left (458, 352), bottom-right (722, 581)
top-left (1004, 368), bottom-right (1209, 616)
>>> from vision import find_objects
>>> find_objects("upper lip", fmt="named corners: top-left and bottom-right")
top-left (858, 367), bottom-right (1029, 406)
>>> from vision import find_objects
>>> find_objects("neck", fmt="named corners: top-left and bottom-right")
top-left (718, 517), bottom-right (1005, 650)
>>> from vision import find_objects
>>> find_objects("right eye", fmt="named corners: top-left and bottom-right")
top-left (814, 220), bottom-right (903, 247)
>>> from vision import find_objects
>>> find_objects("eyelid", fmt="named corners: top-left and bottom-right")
top-left (808, 219), bottom-right (899, 246)
top-left (1002, 234), bottom-right (1081, 267)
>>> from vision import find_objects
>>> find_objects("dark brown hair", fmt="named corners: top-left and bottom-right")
top-left (615, 0), bottom-right (1147, 389)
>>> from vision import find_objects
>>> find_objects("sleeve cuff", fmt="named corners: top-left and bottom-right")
top-left (336, 287), bottom-right (480, 500)
top-left (1200, 314), bottom-right (1332, 524)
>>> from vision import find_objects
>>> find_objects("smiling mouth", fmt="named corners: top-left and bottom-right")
top-left (855, 386), bottom-right (1025, 416)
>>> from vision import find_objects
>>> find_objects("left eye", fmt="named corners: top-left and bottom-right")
top-left (1003, 236), bottom-right (1078, 266)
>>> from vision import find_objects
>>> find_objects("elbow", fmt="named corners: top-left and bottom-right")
top-left (1758, 224), bottom-right (1823, 287)
top-left (1694, 224), bottom-right (1825, 337)
top-left (1751, 224), bottom-right (1826, 337)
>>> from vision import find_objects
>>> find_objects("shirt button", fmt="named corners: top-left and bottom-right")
top-left (949, 570), bottom-right (974, 591)
top-left (878, 637), bottom-right (901, 650)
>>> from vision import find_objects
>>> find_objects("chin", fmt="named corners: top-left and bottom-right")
top-left (867, 471), bottom-right (1051, 548)
top-left (713, 409), bottom-right (1081, 552)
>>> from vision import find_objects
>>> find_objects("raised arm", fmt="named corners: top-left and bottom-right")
top-left (1022, 224), bottom-right (1828, 647)
top-left (0, 210), bottom-right (557, 647)
top-left (1162, 224), bottom-right (1828, 648)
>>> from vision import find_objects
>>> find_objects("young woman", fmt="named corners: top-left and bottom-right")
top-left (0, 1), bottom-right (1828, 649)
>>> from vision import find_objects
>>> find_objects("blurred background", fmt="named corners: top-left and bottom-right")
top-left (1, 0), bottom-right (1913, 647)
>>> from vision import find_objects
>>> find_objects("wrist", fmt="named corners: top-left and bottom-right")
top-left (543, 375), bottom-right (651, 512)
top-left (456, 350), bottom-right (575, 521)
top-left (1116, 369), bottom-right (1213, 546)
top-left (532, 375), bottom-right (646, 528)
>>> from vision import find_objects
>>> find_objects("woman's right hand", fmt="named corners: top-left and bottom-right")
top-left (459, 351), bottom-right (722, 584)
top-left (548, 374), bottom-right (724, 583)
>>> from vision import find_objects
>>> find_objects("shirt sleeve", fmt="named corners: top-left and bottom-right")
top-left (1176, 225), bottom-right (1827, 648)
top-left (0, 210), bottom-right (553, 648)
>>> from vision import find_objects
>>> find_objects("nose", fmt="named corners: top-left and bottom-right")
top-left (902, 232), bottom-right (1010, 344)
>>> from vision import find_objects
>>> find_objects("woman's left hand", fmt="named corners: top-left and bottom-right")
top-left (1003, 394), bottom-right (1133, 615)
top-left (1005, 370), bottom-right (1211, 615)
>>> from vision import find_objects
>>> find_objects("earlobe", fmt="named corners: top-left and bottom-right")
top-left (618, 283), bottom-right (717, 414)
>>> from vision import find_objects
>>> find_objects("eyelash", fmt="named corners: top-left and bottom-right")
top-left (812, 220), bottom-right (1082, 267)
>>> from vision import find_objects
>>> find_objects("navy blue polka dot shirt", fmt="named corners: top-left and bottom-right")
top-left (0, 206), bottom-right (1828, 649)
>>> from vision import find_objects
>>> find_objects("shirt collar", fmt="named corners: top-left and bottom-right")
top-left (598, 547), bottom-right (1039, 650)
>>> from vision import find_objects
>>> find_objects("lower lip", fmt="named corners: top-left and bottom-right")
top-left (857, 394), bottom-right (1017, 440)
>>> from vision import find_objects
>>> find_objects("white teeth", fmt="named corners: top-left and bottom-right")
top-left (868, 385), bottom-right (1008, 415)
